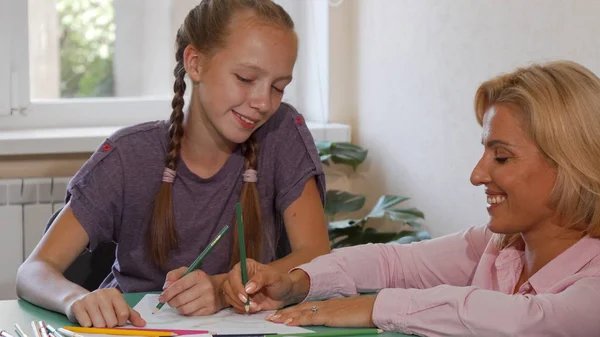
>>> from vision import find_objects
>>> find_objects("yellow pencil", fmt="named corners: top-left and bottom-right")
top-left (61, 327), bottom-right (175, 337)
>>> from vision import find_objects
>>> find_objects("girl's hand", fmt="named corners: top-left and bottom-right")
top-left (66, 288), bottom-right (146, 327)
top-left (223, 259), bottom-right (295, 313)
top-left (266, 295), bottom-right (377, 327)
top-left (159, 267), bottom-right (226, 316)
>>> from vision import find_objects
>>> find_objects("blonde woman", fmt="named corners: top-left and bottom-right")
top-left (224, 61), bottom-right (600, 336)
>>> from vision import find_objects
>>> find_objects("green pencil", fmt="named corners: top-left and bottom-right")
top-left (236, 202), bottom-right (251, 313)
top-left (283, 329), bottom-right (383, 337)
top-left (153, 224), bottom-right (230, 313)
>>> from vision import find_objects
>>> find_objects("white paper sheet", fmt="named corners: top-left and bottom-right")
top-left (131, 294), bottom-right (313, 335)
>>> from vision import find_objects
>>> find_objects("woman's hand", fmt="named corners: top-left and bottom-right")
top-left (66, 288), bottom-right (146, 327)
top-left (159, 267), bottom-right (227, 316)
top-left (223, 259), bottom-right (297, 313)
top-left (266, 296), bottom-right (377, 328)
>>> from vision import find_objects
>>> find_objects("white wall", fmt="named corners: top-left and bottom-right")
top-left (330, 0), bottom-right (600, 237)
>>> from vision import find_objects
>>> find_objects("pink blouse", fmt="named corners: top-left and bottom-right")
top-left (299, 226), bottom-right (600, 336)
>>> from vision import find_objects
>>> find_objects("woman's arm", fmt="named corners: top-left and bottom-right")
top-left (371, 277), bottom-right (600, 336)
top-left (16, 203), bottom-right (92, 314)
top-left (298, 225), bottom-right (492, 301)
top-left (267, 176), bottom-right (331, 272)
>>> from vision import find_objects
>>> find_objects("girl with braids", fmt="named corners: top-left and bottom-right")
top-left (17, 0), bottom-right (330, 328)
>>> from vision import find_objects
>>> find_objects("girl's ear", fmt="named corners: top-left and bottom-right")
top-left (183, 45), bottom-right (204, 84)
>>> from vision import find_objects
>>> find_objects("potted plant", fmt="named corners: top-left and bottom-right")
top-left (316, 141), bottom-right (431, 248)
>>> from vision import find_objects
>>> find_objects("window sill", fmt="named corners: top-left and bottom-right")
top-left (0, 122), bottom-right (351, 156)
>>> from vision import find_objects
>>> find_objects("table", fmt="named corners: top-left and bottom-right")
top-left (0, 294), bottom-right (412, 337)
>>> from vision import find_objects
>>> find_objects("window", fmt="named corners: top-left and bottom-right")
top-left (1, 0), bottom-right (330, 131)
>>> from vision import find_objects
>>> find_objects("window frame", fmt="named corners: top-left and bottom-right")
top-left (1, 0), bottom-right (333, 134)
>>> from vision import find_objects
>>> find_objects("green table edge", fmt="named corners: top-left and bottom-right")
top-left (2, 293), bottom-right (410, 337)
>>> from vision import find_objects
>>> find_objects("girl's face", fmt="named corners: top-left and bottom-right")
top-left (190, 11), bottom-right (297, 147)
top-left (470, 105), bottom-right (559, 235)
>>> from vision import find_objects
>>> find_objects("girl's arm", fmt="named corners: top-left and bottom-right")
top-left (16, 203), bottom-right (91, 314)
top-left (268, 176), bottom-right (331, 272)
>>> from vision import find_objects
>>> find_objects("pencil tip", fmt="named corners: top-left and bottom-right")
top-left (152, 307), bottom-right (159, 314)
top-left (244, 304), bottom-right (249, 313)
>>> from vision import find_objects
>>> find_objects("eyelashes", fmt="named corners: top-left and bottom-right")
top-left (236, 74), bottom-right (285, 93)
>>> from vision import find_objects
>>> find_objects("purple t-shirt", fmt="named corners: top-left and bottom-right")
top-left (66, 103), bottom-right (325, 293)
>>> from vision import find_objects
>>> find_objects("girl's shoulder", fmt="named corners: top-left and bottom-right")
top-left (73, 121), bottom-right (169, 183)
top-left (108, 120), bottom-right (169, 150)
top-left (256, 102), bottom-right (315, 148)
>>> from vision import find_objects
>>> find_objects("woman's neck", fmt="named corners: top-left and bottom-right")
top-left (520, 222), bottom-right (584, 278)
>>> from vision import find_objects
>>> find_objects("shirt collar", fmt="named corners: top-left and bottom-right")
top-left (528, 237), bottom-right (600, 294)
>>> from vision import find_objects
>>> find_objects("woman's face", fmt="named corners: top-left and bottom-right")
top-left (470, 105), bottom-right (559, 235)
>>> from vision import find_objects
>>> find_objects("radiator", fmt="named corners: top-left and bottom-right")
top-left (0, 177), bottom-right (71, 300)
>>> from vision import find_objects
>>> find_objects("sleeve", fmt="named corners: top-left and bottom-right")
top-left (274, 108), bottom-right (325, 212)
top-left (298, 226), bottom-right (492, 300)
top-left (66, 138), bottom-right (124, 251)
top-left (372, 276), bottom-right (600, 336)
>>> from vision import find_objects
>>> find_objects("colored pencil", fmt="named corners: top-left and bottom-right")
top-left (153, 224), bottom-right (231, 313)
top-left (13, 324), bottom-right (28, 337)
top-left (282, 329), bottom-right (383, 336)
top-left (1, 330), bottom-right (16, 337)
top-left (44, 325), bottom-right (64, 337)
top-left (30, 322), bottom-right (40, 337)
top-left (211, 334), bottom-right (277, 337)
top-left (37, 322), bottom-right (49, 337)
top-left (236, 202), bottom-right (250, 313)
top-left (56, 329), bottom-right (83, 337)
top-left (61, 327), bottom-right (176, 337)
top-left (113, 328), bottom-right (209, 336)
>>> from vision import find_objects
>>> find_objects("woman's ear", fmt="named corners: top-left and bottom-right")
top-left (183, 45), bottom-right (204, 84)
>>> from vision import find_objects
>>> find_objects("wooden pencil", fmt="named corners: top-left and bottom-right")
top-left (236, 202), bottom-right (250, 313)
top-left (153, 224), bottom-right (230, 313)
top-left (61, 327), bottom-right (176, 337)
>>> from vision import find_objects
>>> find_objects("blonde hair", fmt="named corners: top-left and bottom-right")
top-left (474, 61), bottom-right (600, 249)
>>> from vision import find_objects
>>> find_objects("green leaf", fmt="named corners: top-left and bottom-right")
top-left (315, 140), bottom-right (332, 153)
top-left (387, 207), bottom-right (425, 221)
top-left (390, 235), bottom-right (421, 244)
top-left (361, 231), bottom-right (407, 244)
top-left (405, 220), bottom-right (423, 230)
top-left (328, 219), bottom-right (361, 230)
top-left (331, 237), bottom-right (354, 248)
top-left (367, 195), bottom-right (410, 218)
top-left (325, 190), bottom-right (366, 215)
top-left (328, 220), bottom-right (362, 242)
top-left (416, 231), bottom-right (431, 240)
top-left (329, 155), bottom-right (364, 171)
top-left (329, 143), bottom-right (368, 171)
top-left (316, 142), bottom-right (368, 171)
top-left (320, 154), bottom-right (332, 165)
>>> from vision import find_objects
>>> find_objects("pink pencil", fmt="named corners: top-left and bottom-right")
top-left (112, 328), bottom-right (209, 336)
